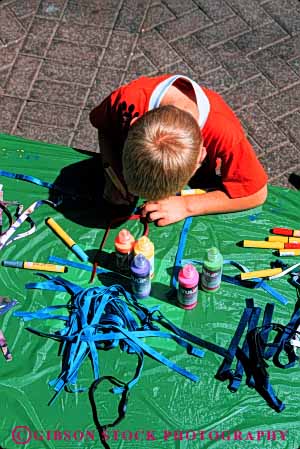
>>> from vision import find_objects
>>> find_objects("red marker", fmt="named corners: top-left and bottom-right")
top-left (272, 228), bottom-right (300, 237)
top-left (284, 243), bottom-right (300, 249)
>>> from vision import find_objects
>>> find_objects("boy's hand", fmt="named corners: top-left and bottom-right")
top-left (141, 196), bottom-right (189, 226)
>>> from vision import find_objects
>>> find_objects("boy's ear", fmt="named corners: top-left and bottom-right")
top-left (130, 116), bottom-right (139, 126)
top-left (198, 146), bottom-right (207, 165)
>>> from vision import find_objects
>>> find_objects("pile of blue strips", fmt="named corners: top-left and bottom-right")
top-left (13, 274), bottom-right (300, 449)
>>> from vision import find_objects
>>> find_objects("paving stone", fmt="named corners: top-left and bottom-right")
top-left (0, 7), bottom-right (25, 46)
top-left (86, 67), bottom-right (124, 108)
top-left (269, 35), bottom-right (300, 61)
top-left (225, 0), bottom-right (271, 28)
top-left (63, 0), bottom-right (120, 27)
top-left (233, 22), bottom-right (288, 55)
top-left (142, 3), bottom-right (175, 31)
top-left (262, 0), bottom-right (300, 35)
top-left (5, 55), bottom-right (41, 97)
top-left (288, 57), bottom-right (300, 76)
top-left (19, 15), bottom-right (34, 31)
top-left (157, 9), bottom-right (212, 42)
top-left (21, 17), bottom-right (56, 57)
top-left (211, 42), bottom-right (259, 83)
top-left (71, 109), bottom-right (99, 152)
top-left (0, 67), bottom-right (10, 89)
top-left (14, 121), bottom-right (73, 145)
top-left (259, 83), bottom-right (300, 120)
top-left (193, 0), bottom-right (234, 22)
top-left (259, 143), bottom-right (300, 182)
top-left (115, 0), bottom-right (149, 33)
top-left (158, 60), bottom-right (197, 79)
top-left (37, 0), bottom-right (67, 19)
top-left (124, 54), bottom-right (157, 83)
top-left (196, 67), bottom-right (235, 94)
top-left (195, 15), bottom-right (250, 48)
top-left (0, 41), bottom-right (21, 69)
top-left (5, 0), bottom-right (40, 18)
top-left (138, 29), bottom-right (181, 68)
top-left (47, 39), bottom-right (103, 66)
top-left (21, 101), bottom-right (80, 128)
top-left (171, 35), bottom-right (219, 74)
top-left (237, 104), bottom-right (289, 151)
top-left (55, 22), bottom-right (110, 47)
top-left (101, 31), bottom-right (136, 69)
top-left (250, 49), bottom-right (300, 88)
top-left (30, 79), bottom-right (88, 107)
top-left (162, 0), bottom-right (198, 17)
top-left (277, 112), bottom-right (300, 147)
top-left (38, 60), bottom-right (96, 85)
top-left (0, 96), bottom-right (24, 133)
top-left (247, 135), bottom-right (264, 157)
top-left (223, 75), bottom-right (277, 111)
top-left (272, 171), bottom-right (299, 190)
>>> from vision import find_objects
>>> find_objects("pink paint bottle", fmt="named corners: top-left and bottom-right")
top-left (177, 264), bottom-right (199, 310)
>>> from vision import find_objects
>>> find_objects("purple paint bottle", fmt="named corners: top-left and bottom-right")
top-left (130, 254), bottom-right (151, 298)
top-left (177, 264), bottom-right (199, 310)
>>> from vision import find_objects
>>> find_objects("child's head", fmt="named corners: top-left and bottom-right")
top-left (122, 105), bottom-right (203, 200)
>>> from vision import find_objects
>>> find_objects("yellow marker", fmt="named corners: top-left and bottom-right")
top-left (242, 240), bottom-right (284, 249)
top-left (289, 237), bottom-right (300, 243)
top-left (45, 217), bottom-right (88, 262)
top-left (279, 249), bottom-right (300, 256)
top-left (180, 189), bottom-right (206, 196)
top-left (268, 236), bottom-right (300, 243)
top-left (241, 267), bottom-right (282, 280)
top-left (2, 260), bottom-right (67, 273)
top-left (268, 235), bottom-right (288, 243)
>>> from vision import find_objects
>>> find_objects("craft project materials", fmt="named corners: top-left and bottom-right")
top-left (240, 267), bottom-right (282, 280)
top-left (284, 243), bottom-right (300, 249)
top-left (272, 227), bottom-right (300, 237)
top-left (201, 247), bottom-right (223, 292)
top-left (177, 264), bottom-right (199, 309)
top-left (14, 278), bottom-right (299, 425)
top-left (0, 329), bottom-right (12, 361)
top-left (177, 189), bottom-right (206, 196)
top-left (242, 240), bottom-right (283, 249)
top-left (268, 235), bottom-right (300, 243)
top-left (268, 262), bottom-right (300, 280)
top-left (130, 254), bottom-right (151, 298)
top-left (133, 235), bottom-right (154, 278)
top-left (0, 184), bottom-right (3, 233)
top-left (114, 229), bottom-right (135, 273)
top-left (0, 296), bottom-right (19, 315)
top-left (279, 249), bottom-right (300, 256)
top-left (45, 217), bottom-right (88, 262)
top-left (90, 213), bottom-right (149, 283)
top-left (14, 276), bottom-right (207, 449)
top-left (0, 199), bottom-right (57, 251)
top-left (1, 260), bottom-right (67, 273)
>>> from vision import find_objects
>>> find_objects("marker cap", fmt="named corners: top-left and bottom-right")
top-left (72, 244), bottom-right (89, 262)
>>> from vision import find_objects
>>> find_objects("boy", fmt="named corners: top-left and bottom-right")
top-left (90, 74), bottom-right (268, 226)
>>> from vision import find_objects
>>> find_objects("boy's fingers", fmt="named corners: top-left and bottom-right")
top-left (146, 211), bottom-right (163, 222)
top-left (140, 202), bottom-right (159, 216)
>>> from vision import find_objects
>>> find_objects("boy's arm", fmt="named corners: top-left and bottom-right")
top-left (141, 184), bottom-right (268, 226)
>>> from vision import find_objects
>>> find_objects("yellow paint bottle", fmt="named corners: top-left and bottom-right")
top-left (133, 236), bottom-right (155, 278)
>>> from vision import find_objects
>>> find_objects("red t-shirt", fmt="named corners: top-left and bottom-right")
top-left (90, 74), bottom-right (267, 198)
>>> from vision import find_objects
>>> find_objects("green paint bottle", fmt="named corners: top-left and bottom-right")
top-left (201, 247), bottom-right (223, 292)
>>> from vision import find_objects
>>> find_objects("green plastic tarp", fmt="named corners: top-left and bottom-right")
top-left (0, 133), bottom-right (299, 449)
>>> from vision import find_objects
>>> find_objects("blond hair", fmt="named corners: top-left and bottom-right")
top-left (122, 105), bottom-right (202, 200)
